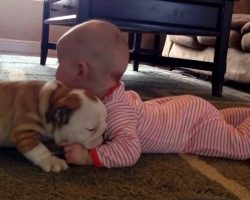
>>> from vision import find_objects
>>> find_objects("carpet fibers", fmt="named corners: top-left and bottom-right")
top-left (0, 54), bottom-right (250, 200)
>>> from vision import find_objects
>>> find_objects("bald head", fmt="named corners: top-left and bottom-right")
top-left (57, 20), bottom-right (129, 76)
top-left (56, 20), bottom-right (129, 97)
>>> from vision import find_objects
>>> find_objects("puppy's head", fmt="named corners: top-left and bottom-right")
top-left (44, 81), bottom-right (107, 149)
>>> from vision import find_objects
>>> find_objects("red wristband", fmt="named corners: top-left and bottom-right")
top-left (89, 149), bottom-right (102, 168)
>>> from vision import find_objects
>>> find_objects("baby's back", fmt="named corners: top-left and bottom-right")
top-left (138, 95), bottom-right (219, 153)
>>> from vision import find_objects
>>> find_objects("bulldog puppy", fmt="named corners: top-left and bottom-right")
top-left (0, 80), bottom-right (107, 172)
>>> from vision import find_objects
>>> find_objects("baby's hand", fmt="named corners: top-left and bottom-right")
top-left (62, 143), bottom-right (92, 166)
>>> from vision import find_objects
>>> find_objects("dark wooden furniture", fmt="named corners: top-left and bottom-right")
top-left (41, 0), bottom-right (235, 96)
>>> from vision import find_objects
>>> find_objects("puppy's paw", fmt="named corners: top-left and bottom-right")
top-left (39, 155), bottom-right (68, 173)
top-left (24, 143), bottom-right (68, 173)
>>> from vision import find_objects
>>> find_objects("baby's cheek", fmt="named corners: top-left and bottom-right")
top-left (55, 69), bottom-right (62, 81)
top-left (55, 71), bottom-right (60, 80)
top-left (56, 71), bottom-right (70, 86)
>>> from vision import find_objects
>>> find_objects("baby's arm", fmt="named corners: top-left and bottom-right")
top-left (63, 122), bottom-right (141, 168)
top-left (63, 101), bottom-right (141, 168)
top-left (89, 101), bottom-right (141, 168)
top-left (63, 127), bottom-right (141, 168)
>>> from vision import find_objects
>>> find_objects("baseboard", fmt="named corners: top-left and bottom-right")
top-left (0, 38), bottom-right (56, 56)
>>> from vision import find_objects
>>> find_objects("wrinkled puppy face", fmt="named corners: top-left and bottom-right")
top-left (47, 86), bottom-right (107, 149)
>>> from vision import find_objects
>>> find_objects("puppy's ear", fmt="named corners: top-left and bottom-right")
top-left (46, 91), bottom-right (82, 125)
top-left (46, 106), bottom-right (71, 124)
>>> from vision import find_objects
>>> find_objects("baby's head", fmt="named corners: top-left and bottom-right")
top-left (56, 20), bottom-right (129, 98)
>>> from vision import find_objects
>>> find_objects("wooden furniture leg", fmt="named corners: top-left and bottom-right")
top-left (212, 1), bottom-right (234, 96)
top-left (132, 33), bottom-right (142, 71)
top-left (40, 1), bottom-right (50, 65)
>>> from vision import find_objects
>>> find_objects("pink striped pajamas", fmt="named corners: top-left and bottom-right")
top-left (90, 82), bottom-right (250, 168)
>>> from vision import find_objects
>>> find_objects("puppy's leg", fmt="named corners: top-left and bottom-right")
top-left (11, 129), bottom-right (68, 173)
top-left (24, 142), bottom-right (68, 172)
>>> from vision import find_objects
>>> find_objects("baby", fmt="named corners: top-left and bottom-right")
top-left (56, 19), bottom-right (250, 168)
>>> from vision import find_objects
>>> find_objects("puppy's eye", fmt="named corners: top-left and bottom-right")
top-left (86, 128), bottom-right (96, 132)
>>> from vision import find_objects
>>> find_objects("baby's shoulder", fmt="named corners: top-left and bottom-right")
top-left (105, 89), bottom-right (141, 106)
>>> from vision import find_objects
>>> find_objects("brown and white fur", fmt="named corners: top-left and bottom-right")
top-left (0, 80), bottom-right (107, 172)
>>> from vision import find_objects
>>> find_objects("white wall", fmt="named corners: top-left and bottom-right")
top-left (0, 0), bottom-right (166, 55)
top-left (0, 0), bottom-right (249, 54)
top-left (0, 0), bottom-right (69, 55)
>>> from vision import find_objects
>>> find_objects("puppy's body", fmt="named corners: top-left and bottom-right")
top-left (0, 80), bottom-right (107, 172)
top-left (0, 81), bottom-right (45, 147)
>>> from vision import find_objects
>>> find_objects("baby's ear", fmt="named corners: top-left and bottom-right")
top-left (77, 61), bottom-right (88, 79)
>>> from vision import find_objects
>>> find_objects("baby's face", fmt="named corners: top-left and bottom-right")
top-left (56, 40), bottom-right (83, 89)
top-left (56, 20), bottom-right (129, 93)
top-left (56, 59), bottom-right (72, 87)
top-left (56, 53), bottom-right (79, 89)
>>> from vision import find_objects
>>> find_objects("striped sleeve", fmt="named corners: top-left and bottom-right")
top-left (91, 101), bottom-right (141, 168)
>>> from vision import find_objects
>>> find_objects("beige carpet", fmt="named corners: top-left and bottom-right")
top-left (0, 54), bottom-right (250, 200)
